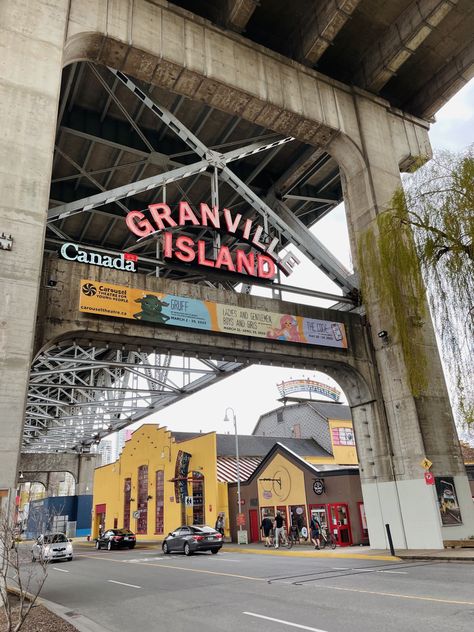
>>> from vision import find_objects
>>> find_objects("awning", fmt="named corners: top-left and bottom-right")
top-left (217, 456), bottom-right (261, 483)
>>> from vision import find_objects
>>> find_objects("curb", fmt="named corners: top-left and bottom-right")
top-left (40, 597), bottom-right (112, 632)
top-left (225, 546), bottom-right (400, 562)
top-left (7, 585), bottom-right (110, 632)
top-left (397, 554), bottom-right (474, 563)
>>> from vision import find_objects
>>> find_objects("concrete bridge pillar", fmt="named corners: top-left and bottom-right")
top-left (329, 99), bottom-right (474, 549)
top-left (0, 1), bottom-right (68, 499)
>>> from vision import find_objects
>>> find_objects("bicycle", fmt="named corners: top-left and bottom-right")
top-left (319, 527), bottom-right (336, 550)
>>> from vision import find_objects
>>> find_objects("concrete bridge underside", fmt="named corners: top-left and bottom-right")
top-left (1, 0), bottom-right (473, 550)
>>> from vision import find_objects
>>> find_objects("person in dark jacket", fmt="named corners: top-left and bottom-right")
top-left (261, 515), bottom-right (273, 547)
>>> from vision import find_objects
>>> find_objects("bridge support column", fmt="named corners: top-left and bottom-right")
top-left (0, 2), bottom-right (68, 497)
top-left (331, 97), bottom-right (474, 549)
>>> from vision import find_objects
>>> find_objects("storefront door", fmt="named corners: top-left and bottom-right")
top-left (249, 509), bottom-right (259, 542)
top-left (328, 503), bottom-right (352, 546)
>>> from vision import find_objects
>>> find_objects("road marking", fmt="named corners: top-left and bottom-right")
top-left (332, 567), bottom-right (349, 570)
top-left (107, 579), bottom-right (141, 589)
top-left (376, 570), bottom-right (408, 574)
top-left (53, 568), bottom-right (69, 573)
top-left (320, 584), bottom-right (474, 606)
top-left (244, 612), bottom-right (328, 631)
top-left (125, 557), bottom-right (165, 563)
top-left (79, 553), bottom-right (265, 582)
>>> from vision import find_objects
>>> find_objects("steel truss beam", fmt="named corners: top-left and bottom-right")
top-left (48, 66), bottom-right (356, 294)
top-left (23, 343), bottom-right (245, 453)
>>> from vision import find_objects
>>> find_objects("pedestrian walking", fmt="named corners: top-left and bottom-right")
top-left (310, 515), bottom-right (321, 549)
top-left (260, 515), bottom-right (273, 547)
top-left (215, 513), bottom-right (225, 536)
top-left (274, 511), bottom-right (285, 548)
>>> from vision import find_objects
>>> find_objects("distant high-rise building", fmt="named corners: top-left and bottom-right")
top-left (98, 439), bottom-right (113, 465)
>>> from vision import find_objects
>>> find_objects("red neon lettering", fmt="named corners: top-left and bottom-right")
top-left (178, 201), bottom-right (200, 226)
top-left (223, 208), bottom-right (242, 234)
top-left (257, 254), bottom-right (276, 279)
top-left (215, 245), bottom-right (235, 272)
top-left (163, 232), bottom-right (173, 258)
top-left (174, 235), bottom-right (196, 263)
top-left (197, 240), bottom-right (215, 267)
top-left (148, 203), bottom-right (176, 230)
top-left (200, 203), bottom-right (220, 229)
top-left (126, 210), bottom-right (155, 238)
top-left (236, 250), bottom-right (255, 276)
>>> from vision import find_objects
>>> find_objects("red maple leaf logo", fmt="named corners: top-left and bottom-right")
top-left (124, 253), bottom-right (138, 262)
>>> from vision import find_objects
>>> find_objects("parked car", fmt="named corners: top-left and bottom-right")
top-left (95, 528), bottom-right (136, 550)
top-left (32, 533), bottom-right (73, 562)
top-left (162, 525), bottom-right (223, 556)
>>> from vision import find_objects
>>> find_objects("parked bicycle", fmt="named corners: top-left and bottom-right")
top-left (319, 527), bottom-right (337, 550)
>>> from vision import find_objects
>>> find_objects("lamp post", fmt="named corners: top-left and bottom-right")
top-left (224, 407), bottom-right (242, 536)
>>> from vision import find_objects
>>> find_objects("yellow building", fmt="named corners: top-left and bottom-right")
top-left (92, 426), bottom-right (229, 540)
top-left (92, 421), bottom-right (359, 542)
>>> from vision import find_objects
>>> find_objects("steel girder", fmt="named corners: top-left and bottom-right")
top-left (49, 65), bottom-right (357, 295)
top-left (23, 343), bottom-right (244, 453)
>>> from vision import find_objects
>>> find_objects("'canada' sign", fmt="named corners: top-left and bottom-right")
top-left (125, 202), bottom-right (299, 280)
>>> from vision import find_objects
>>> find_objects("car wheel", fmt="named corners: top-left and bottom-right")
top-left (162, 542), bottom-right (169, 554)
top-left (184, 543), bottom-right (192, 556)
top-left (31, 553), bottom-right (36, 562)
top-left (67, 557), bottom-right (73, 561)
top-left (211, 549), bottom-right (219, 554)
top-left (107, 540), bottom-right (112, 551)
top-left (128, 544), bottom-right (135, 549)
top-left (95, 540), bottom-right (100, 550)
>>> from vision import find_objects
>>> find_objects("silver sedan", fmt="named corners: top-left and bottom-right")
top-left (32, 533), bottom-right (74, 562)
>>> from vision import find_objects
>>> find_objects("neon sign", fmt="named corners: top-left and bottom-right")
top-left (277, 379), bottom-right (341, 401)
top-left (125, 202), bottom-right (300, 280)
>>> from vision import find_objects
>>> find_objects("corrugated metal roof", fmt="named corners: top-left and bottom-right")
top-left (216, 456), bottom-right (262, 483)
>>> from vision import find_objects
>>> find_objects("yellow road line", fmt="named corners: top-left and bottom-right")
top-left (320, 584), bottom-right (474, 606)
top-left (77, 553), bottom-right (265, 582)
top-left (231, 548), bottom-right (399, 562)
top-left (75, 554), bottom-right (473, 606)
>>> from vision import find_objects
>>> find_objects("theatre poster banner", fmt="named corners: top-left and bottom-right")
top-left (78, 279), bottom-right (348, 349)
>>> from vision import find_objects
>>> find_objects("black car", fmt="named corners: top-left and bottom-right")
top-left (162, 525), bottom-right (223, 556)
top-left (95, 528), bottom-right (136, 550)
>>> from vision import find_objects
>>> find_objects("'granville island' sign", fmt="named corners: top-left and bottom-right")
top-left (125, 201), bottom-right (300, 280)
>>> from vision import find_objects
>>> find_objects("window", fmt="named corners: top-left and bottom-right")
top-left (331, 427), bottom-right (355, 446)
top-left (155, 470), bottom-right (164, 534)
top-left (137, 465), bottom-right (148, 534)
top-left (123, 478), bottom-right (131, 530)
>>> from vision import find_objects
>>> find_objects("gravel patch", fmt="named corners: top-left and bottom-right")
top-left (0, 594), bottom-right (78, 632)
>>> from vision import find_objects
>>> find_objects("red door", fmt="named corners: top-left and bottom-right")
top-left (249, 509), bottom-right (259, 543)
top-left (328, 503), bottom-right (352, 546)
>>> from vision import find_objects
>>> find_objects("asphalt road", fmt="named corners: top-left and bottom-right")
top-left (26, 545), bottom-right (474, 632)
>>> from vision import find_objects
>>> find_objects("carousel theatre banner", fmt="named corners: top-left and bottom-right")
top-left (78, 280), bottom-right (348, 349)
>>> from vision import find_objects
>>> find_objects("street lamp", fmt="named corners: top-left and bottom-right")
top-left (224, 407), bottom-right (242, 537)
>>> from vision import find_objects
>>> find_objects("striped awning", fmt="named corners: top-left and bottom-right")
top-left (217, 456), bottom-right (261, 483)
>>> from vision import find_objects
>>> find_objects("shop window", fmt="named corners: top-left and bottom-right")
top-left (261, 506), bottom-right (275, 522)
top-left (309, 504), bottom-right (328, 530)
top-left (192, 472), bottom-right (205, 525)
top-left (331, 427), bottom-right (355, 446)
top-left (155, 471), bottom-right (164, 534)
top-left (137, 465), bottom-right (148, 534)
top-left (123, 478), bottom-right (131, 530)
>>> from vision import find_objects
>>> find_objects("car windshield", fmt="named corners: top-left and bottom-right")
top-left (43, 534), bottom-right (68, 544)
top-left (190, 526), bottom-right (216, 534)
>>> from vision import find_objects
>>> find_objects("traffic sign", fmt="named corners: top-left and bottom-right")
top-left (420, 458), bottom-right (433, 470)
top-left (132, 510), bottom-right (140, 518)
top-left (424, 471), bottom-right (435, 485)
top-left (185, 496), bottom-right (193, 506)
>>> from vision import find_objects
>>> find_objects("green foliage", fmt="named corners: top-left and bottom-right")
top-left (360, 147), bottom-right (474, 425)
top-left (358, 197), bottom-right (428, 396)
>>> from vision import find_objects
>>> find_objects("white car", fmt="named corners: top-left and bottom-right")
top-left (32, 533), bottom-right (73, 562)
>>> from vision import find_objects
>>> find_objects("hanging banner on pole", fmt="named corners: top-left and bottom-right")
top-left (78, 279), bottom-right (348, 349)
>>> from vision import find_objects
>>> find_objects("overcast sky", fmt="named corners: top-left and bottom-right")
top-left (128, 80), bottom-right (474, 439)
